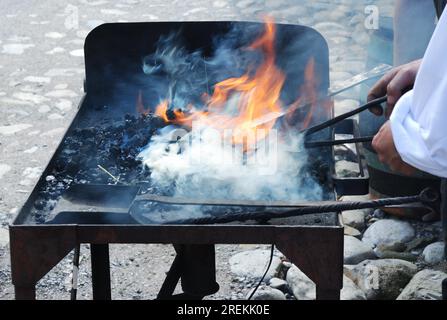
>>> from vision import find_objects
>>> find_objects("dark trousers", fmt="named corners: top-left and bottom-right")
top-left (434, 0), bottom-right (447, 18)
top-left (441, 179), bottom-right (447, 299)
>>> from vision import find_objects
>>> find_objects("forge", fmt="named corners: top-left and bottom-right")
top-left (10, 20), bottom-right (371, 300)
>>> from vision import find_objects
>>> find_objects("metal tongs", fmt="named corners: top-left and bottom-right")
top-left (303, 95), bottom-right (387, 148)
top-left (49, 183), bottom-right (439, 225)
top-left (167, 187), bottom-right (439, 224)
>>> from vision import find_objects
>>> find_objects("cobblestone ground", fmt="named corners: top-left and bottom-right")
top-left (0, 0), bottom-right (395, 299)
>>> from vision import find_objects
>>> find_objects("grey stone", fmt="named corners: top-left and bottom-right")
top-left (335, 160), bottom-right (359, 177)
top-left (331, 60), bottom-right (365, 74)
top-left (341, 276), bottom-right (366, 300)
top-left (374, 249), bottom-right (417, 262)
top-left (372, 209), bottom-right (386, 219)
top-left (340, 195), bottom-right (372, 230)
top-left (422, 242), bottom-right (445, 265)
top-left (342, 210), bottom-right (366, 230)
top-left (275, 5), bottom-right (308, 17)
top-left (236, 0), bottom-right (259, 9)
top-left (0, 164), bottom-right (11, 179)
top-left (286, 264), bottom-right (366, 300)
top-left (344, 236), bottom-right (376, 265)
top-left (376, 242), bottom-right (407, 253)
top-left (229, 249), bottom-right (281, 281)
top-left (264, 0), bottom-right (290, 9)
top-left (362, 219), bottom-right (415, 250)
top-left (286, 265), bottom-right (315, 300)
top-left (248, 287), bottom-right (286, 300)
top-left (0, 228), bottom-right (9, 246)
top-left (330, 71), bottom-right (353, 84)
top-left (268, 277), bottom-right (288, 291)
top-left (340, 194), bottom-right (367, 202)
top-left (344, 225), bottom-right (361, 237)
top-left (0, 123), bottom-right (33, 135)
top-left (340, 195), bottom-right (373, 221)
top-left (335, 99), bottom-right (358, 115)
top-left (314, 22), bottom-right (346, 33)
top-left (344, 259), bottom-right (417, 300)
top-left (397, 269), bottom-right (447, 300)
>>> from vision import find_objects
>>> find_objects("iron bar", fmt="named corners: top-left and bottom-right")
top-left (305, 136), bottom-right (374, 148)
top-left (304, 96), bottom-right (387, 136)
top-left (165, 188), bottom-right (438, 225)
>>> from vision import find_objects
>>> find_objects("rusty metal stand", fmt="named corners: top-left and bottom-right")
top-left (91, 244), bottom-right (112, 300)
top-left (10, 224), bottom-right (343, 300)
top-left (14, 286), bottom-right (36, 300)
top-left (9, 226), bottom-right (77, 300)
top-left (276, 228), bottom-right (344, 300)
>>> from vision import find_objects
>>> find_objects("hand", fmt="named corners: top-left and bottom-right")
top-left (372, 121), bottom-right (416, 175)
top-left (368, 59), bottom-right (421, 117)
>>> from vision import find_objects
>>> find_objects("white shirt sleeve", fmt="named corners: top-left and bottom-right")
top-left (390, 10), bottom-right (447, 178)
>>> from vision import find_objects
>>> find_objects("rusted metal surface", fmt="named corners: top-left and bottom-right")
top-left (10, 223), bottom-right (344, 300)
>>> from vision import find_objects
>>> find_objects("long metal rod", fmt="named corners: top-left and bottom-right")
top-left (70, 244), bottom-right (80, 300)
top-left (164, 188), bottom-right (437, 225)
top-left (304, 96), bottom-right (387, 136)
top-left (305, 136), bottom-right (374, 148)
top-left (135, 184), bottom-right (435, 210)
top-left (135, 191), bottom-right (381, 208)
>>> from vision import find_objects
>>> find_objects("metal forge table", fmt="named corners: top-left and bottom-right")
top-left (9, 21), bottom-right (369, 300)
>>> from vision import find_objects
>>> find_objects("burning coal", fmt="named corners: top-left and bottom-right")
top-left (137, 18), bottom-right (325, 203)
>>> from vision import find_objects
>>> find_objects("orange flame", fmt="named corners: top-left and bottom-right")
top-left (138, 17), bottom-right (322, 150)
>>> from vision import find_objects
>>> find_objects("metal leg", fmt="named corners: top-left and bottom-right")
top-left (157, 253), bottom-right (182, 299)
top-left (276, 228), bottom-right (344, 301)
top-left (176, 244), bottom-right (219, 297)
top-left (10, 227), bottom-right (77, 301)
top-left (316, 287), bottom-right (341, 300)
top-left (14, 286), bottom-right (36, 300)
top-left (90, 244), bottom-right (111, 300)
top-left (443, 279), bottom-right (447, 300)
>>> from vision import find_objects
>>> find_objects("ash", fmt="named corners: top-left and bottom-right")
top-left (29, 112), bottom-right (328, 224)
top-left (30, 113), bottom-right (164, 223)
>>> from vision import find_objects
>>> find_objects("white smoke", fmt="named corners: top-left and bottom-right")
top-left (138, 123), bottom-right (323, 202)
top-left (136, 23), bottom-right (325, 209)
